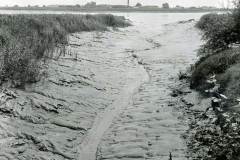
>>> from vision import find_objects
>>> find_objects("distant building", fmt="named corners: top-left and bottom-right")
top-left (162, 3), bottom-right (170, 9)
top-left (189, 6), bottom-right (197, 9)
top-left (175, 5), bottom-right (184, 9)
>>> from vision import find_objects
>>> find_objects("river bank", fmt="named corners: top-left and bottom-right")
top-left (172, 76), bottom-right (240, 159)
top-left (185, 10), bottom-right (240, 159)
top-left (0, 14), bottom-right (130, 88)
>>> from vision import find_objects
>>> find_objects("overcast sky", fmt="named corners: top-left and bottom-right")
top-left (1, 0), bottom-right (232, 8)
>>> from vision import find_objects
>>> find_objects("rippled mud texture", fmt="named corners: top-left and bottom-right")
top-left (0, 29), bottom-right (143, 160)
top-left (97, 16), bottom-right (202, 160)
top-left (0, 13), bottom-right (205, 160)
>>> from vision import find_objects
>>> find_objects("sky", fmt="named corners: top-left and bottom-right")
top-left (0, 0), bottom-right (232, 8)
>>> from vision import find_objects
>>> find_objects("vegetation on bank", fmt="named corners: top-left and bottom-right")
top-left (191, 6), bottom-right (240, 95)
top-left (191, 48), bottom-right (240, 91)
top-left (0, 14), bottom-right (130, 87)
top-left (189, 1), bottom-right (240, 160)
top-left (195, 13), bottom-right (236, 54)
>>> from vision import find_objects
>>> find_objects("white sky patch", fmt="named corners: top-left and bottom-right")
top-left (0, 0), bottom-right (233, 8)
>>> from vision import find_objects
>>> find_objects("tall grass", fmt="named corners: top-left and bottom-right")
top-left (0, 14), bottom-right (130, 87)
top-left (218, 63), bottom-right (240, 98)
top-left (190, 48), bottom-right (240, 90)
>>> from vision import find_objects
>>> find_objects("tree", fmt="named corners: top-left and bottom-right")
top-left (84, 1), bottom-right (96, 8)
top-left (162, 3), bottom-right (170, 9)
top-left (136, 2), bottom-right (142, 7)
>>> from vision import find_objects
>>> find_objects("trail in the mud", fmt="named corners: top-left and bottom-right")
top-left (78, 62), bottom-right (149, 160)
top-left (0, 12), bottom-right (205, 160)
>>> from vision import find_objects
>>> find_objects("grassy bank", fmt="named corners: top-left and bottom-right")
top-left (188, 2), bottom-right (240, 159)
top-left (0, 14), bottom-right (130, 87)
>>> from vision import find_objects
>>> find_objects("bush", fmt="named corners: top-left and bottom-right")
top-left (196, 13), bottom-right (237, 55)
top-left (0, 14), bottom-right (130, 87)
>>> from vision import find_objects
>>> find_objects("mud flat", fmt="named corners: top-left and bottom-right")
top-left (0, 13), bottom-right (205, 160)
top-left (96, 19), bottom-right (202, 160)
top-left (0, 28), bottom-right (148, 160)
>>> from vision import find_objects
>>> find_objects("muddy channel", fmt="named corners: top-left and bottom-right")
top-left (0, 12), bottom-right (205, 160)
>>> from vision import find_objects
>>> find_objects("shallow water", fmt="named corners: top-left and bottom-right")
top-left (0, 12), bottom-right (204, 160)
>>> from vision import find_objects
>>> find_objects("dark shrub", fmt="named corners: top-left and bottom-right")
top-left (196, 13), bottom-right (237, 55)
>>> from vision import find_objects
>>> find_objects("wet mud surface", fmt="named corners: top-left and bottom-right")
top-left (0, 13), bottom-right (204, 160)
top-left (97, 19), bottom-right (202, 160)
